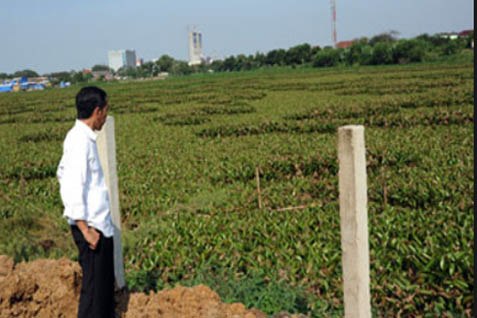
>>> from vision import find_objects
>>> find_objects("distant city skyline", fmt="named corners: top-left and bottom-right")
top-left (0, 0), bottom-right (473, 74)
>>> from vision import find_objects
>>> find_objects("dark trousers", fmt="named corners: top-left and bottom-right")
top-left (71, 225), bottom-right (115, 318)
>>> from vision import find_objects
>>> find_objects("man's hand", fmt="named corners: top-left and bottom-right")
top-left (83, 227), bottom-right (100, 250)
top-left (75, 220), bottom-right (100, 250)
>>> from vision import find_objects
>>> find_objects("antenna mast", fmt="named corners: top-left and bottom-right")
top-left (331, 0), bottom-right (337, 47)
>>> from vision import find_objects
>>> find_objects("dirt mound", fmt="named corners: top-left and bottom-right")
top-left (0, 255), bottom-right (266, 318)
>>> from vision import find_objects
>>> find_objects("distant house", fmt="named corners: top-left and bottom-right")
top-left (336, 40), bottom-right (355, 49)
top-left (439, 30), bottom-right (474, 48)
top-left (439, 32), bottom-right (459, 40)
top-left (458, 29), bottom-right (474, 48)
top-left (458, 29), bottom-right (473, 37)
top-left (92, 71), bottom-right (113, 81)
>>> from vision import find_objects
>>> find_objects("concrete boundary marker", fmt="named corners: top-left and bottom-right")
top-left (338, 125), bottom-right (371, 318)
top-left (97, 116), bottom-right (125, 288)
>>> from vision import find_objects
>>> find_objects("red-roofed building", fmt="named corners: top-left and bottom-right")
top-left (458, 29), bottom-right (474, 48)
top-left (458, 29), bottom-right (473, 37)
top-left (336, 40), bottom-right (355, 49)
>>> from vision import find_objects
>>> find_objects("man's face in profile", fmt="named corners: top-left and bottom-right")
top-left (94, 103), bottom-right (109, 131)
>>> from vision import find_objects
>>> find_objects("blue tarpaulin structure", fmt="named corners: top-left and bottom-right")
top-left (0, 82), bottom-right (12, 92)
top-left (0, 81), bottom-right (45, 92)
top-left (0, 78), bottom-right (47, 92)
top-left (19, 82), bottom-right (45, 91)
top-left (33, 83), bottom-right (45, 90)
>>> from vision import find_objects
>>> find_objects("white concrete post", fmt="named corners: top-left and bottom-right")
top-left (97, 116), bottom-right (126, 289)
top-left (337, 125), bottom-right (371, 318)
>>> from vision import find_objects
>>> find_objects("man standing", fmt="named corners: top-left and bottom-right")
top-left (57, 86), bottom-right (115, 318)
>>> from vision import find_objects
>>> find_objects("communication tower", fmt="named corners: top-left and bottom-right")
top-left (331, 0), bottom-right (337, 47)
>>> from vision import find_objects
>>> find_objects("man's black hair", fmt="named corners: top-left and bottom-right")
top-left (75, 86), bottom-right (107, 119)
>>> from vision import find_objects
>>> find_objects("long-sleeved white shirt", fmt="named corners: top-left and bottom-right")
top-left (57, 119), bottom-right (114, 237)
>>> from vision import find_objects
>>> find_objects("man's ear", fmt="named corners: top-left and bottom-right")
top-left (92, 106), bottom-right (101, 117)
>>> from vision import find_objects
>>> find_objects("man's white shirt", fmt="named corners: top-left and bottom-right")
top-left (57, 120), bottom-right (114, 238)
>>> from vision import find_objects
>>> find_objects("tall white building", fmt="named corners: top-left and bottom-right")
top-left (188, 30), bottom-right (203, 66)
top-left (108, 50), bottom-right (137, 72)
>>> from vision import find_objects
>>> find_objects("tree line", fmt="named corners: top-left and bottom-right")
top-left (1, 31), bottom-right (473, 84)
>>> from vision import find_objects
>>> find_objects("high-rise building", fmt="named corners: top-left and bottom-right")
top-left (108, 50), bottom-right (137, 72)
top-left (188, 29), bottom-right (203, 66)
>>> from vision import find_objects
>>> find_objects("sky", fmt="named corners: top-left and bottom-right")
top-left (0, 0), bottom-right (473, 74)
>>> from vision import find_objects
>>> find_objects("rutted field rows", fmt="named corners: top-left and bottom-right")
top-left (0, 62), bottom-right (473, 317)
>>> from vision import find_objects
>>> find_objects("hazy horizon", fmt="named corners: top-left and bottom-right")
top-left (1, 0), bottom-right (473, 74)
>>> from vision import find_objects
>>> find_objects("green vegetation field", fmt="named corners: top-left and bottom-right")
top-left (0, 57), bottom-right (473, 317)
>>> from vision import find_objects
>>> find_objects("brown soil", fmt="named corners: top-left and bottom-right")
top-left (0, 255), bottom-right (267, 318)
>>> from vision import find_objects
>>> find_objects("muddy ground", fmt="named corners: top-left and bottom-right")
top-left (0, 255), bottom-right (306, 318)
top-left (0, 255), bottom-right (271, 318)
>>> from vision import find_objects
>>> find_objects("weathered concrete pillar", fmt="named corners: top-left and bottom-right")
top-left (97, 116), bottom-right (126, 288)
top-left (337, 125), bottom-right (371, 318)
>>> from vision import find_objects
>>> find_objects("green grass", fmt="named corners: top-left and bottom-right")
top-left (0, 59), bottom-right (473, 317)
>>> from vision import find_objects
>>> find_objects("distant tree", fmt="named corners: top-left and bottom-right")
top-left (209, 60), bottom-right (224, 73)
top-left (265, 49), bottom-right (286, 66)
top-left (312, 48), bottom-right (341, 67)
top-left (442, 40), bottom-right (459, 56)
top-left (465, 31), bottom-right (474, 48)
top-left (454, 36), bottom-right (470, 51)
top-left (222, 56), bottom-right (237, 71)
top-left (247, 54), bottom-right (259, 69)
top-left (359, 45), bottom-right (374, 65)
top-left (415, 33), bottom-right (432, 44)
top-left (91, 65), bottom-right (110, 72)
top-left (72, 72), bottom-right (86, 83)
top-left (371, 42), bottom-right (394, 64)
top-left (134, 65), bottom-right (147, 78)
top-left (156, 55), bottom-right (175, 73)
top-left (285, 43), bottom-right (312, 65)
top-left (393, 39), bottom-right (430, 63)
top-left (84, 73), bottom-right (93, 81)
top-left (234, 54), bottom-right (244, 71)
top-left (138, 62), bottom-right (156, 77)
top-left (193, 63), bottom-right (210, 73)
top-left (119, 67), bottom-right (139, 78)
top-left (13, 69), bottom-right (39, 78)
top-left (310, 46), bottom-right (321, 57)
top-left (416, 33), bottom-right (451, 49)
top-left (236, 54), bottom-right (253, 71)
top-left (345, 42), bottom-right (366, 65)
top-left (172, 61), bottom-right (192, 75)
top-left (344, 42), bottom-right (373, 65)
top-left (369, 30), bottom-right (399, 46)
top-left (264, 50), bottom-right (276, 66)
top-left (0, 73), bottom-right (9, 80)
top-left (355, 37), bottom-right (369, 45)
top-left (49, 71), bottom-right (72, 83)
top-left (276, 49), bottom-right (287, 65)
top-left (254, 52), bottom-right (266, 67)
